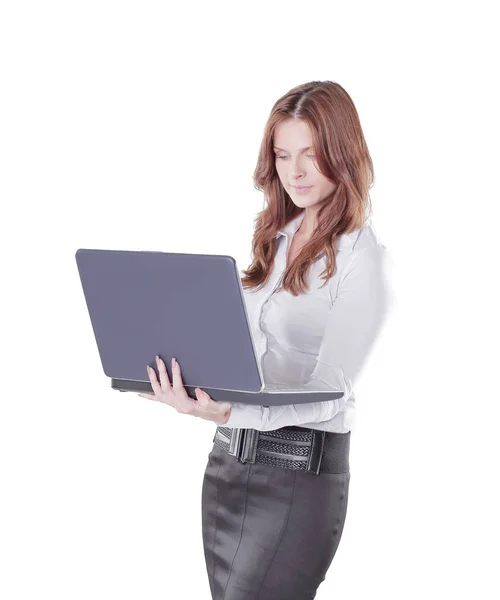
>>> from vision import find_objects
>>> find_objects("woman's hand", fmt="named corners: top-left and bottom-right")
top-left (138, 355), bottom-right (232, 425)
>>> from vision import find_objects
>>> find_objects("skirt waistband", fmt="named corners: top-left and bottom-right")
top-left (213, 425), bottom-right (350, 475)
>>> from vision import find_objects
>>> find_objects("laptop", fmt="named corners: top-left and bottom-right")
top-left (75, 248), bottom-right (344, 407)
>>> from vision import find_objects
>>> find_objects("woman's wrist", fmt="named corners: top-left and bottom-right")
top-left (215, 405), bottom-right (232, 425)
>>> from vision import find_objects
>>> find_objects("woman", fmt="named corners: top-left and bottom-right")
top-left (140, 80), bottom-right (393, 599)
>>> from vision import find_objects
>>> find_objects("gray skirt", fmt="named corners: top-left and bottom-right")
top-left (201, 428), bottom-right (351, 600)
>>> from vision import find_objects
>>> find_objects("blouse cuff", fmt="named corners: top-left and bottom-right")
top-left (222, 402), bottom-right (264, 429)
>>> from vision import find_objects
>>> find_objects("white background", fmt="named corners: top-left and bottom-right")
top-left (1, 1), bottom-right (499, 598)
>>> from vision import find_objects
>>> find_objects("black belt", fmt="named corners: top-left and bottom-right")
top-left (213, 425), bottom-right (350, 475)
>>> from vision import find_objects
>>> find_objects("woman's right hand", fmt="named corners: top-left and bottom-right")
top-left (138, 355), bottom-right (232, 424)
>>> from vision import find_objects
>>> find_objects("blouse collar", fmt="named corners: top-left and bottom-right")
top-left (276, 211), bottom-right (360, 251)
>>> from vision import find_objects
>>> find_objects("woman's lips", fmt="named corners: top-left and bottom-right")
top-left (292, 185), bottom-right (313, 194)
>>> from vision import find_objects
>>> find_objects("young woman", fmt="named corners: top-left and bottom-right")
top-left (140, 80), bottom-right (393, 599)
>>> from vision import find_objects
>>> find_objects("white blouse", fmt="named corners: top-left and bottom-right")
top-left (223, 211), bottom-right (395, 433)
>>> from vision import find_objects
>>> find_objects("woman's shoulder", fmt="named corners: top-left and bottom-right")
top-left (339, 220), bottom-right (385, 253)
top-left (336, 221), bottom-right (392, 280)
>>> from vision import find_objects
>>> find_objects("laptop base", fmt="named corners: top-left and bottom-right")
top-left (111, 378), bottom-right (343, 407)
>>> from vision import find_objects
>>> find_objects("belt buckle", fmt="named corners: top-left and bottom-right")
top-left (228, 428), bottom-right (244, 460)
top-left (228, 428), bottom-right (258, 464)
top-left (305, 430), bottom-right (326, 475)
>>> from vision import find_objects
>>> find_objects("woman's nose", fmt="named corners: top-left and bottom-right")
top-left (289, 157), bottom-right (306, 177)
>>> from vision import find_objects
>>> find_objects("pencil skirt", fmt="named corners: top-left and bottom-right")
top-left (201, 435), bottom-right (350, 600)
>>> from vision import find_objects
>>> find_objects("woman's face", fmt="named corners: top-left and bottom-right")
top-left (273, 118), bottom-right (336, 209)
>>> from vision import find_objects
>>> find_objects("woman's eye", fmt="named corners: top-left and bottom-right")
top-left (276, 154), bottom-right (315, 160)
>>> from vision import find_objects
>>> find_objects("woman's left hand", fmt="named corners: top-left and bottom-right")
top-left (138, 355), bottom-right (232, 425)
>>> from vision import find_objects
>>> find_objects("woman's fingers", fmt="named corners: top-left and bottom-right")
top-left (170, 357), bottom-right (197, 414)
top-left (143, 356), bottom-right (226, 420)
top-left (145, 359), bottom-right (174, 407)
top-left (194, 389), bottom-right (231, 422)
top-left (156, 355), bottom-right (171, 390)
top-left (193, 389), bottom-right (211, 418)
top-left (170, 357), bottom-right (182, 390)
top-left (172, 358), bottom-right (189, 414)
top-left (195, 388), bottom-right (210, 410)
top-left (147, 365), bottom-right (163, 397)
top-left (138, 392), bottom-right (157, 401)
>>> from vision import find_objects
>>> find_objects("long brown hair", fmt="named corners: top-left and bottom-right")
top-left (240, 80), bottom-right (374, 296)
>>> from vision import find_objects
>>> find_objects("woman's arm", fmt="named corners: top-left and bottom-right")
top-left (223, 245), bottom-right (395, 431)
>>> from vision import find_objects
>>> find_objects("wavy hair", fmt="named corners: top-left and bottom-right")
top-left (240, 80), bottom-right (374, 296)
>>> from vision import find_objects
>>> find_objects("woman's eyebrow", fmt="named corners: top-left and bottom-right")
top-left (273, 146), bottom-right (313, 152)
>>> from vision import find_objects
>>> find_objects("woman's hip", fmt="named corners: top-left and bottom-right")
top-left (201, 426), bottom-right (351, 599)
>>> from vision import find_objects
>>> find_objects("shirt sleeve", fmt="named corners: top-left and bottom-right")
top-left (222, 245), bottom-right (395, 431)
